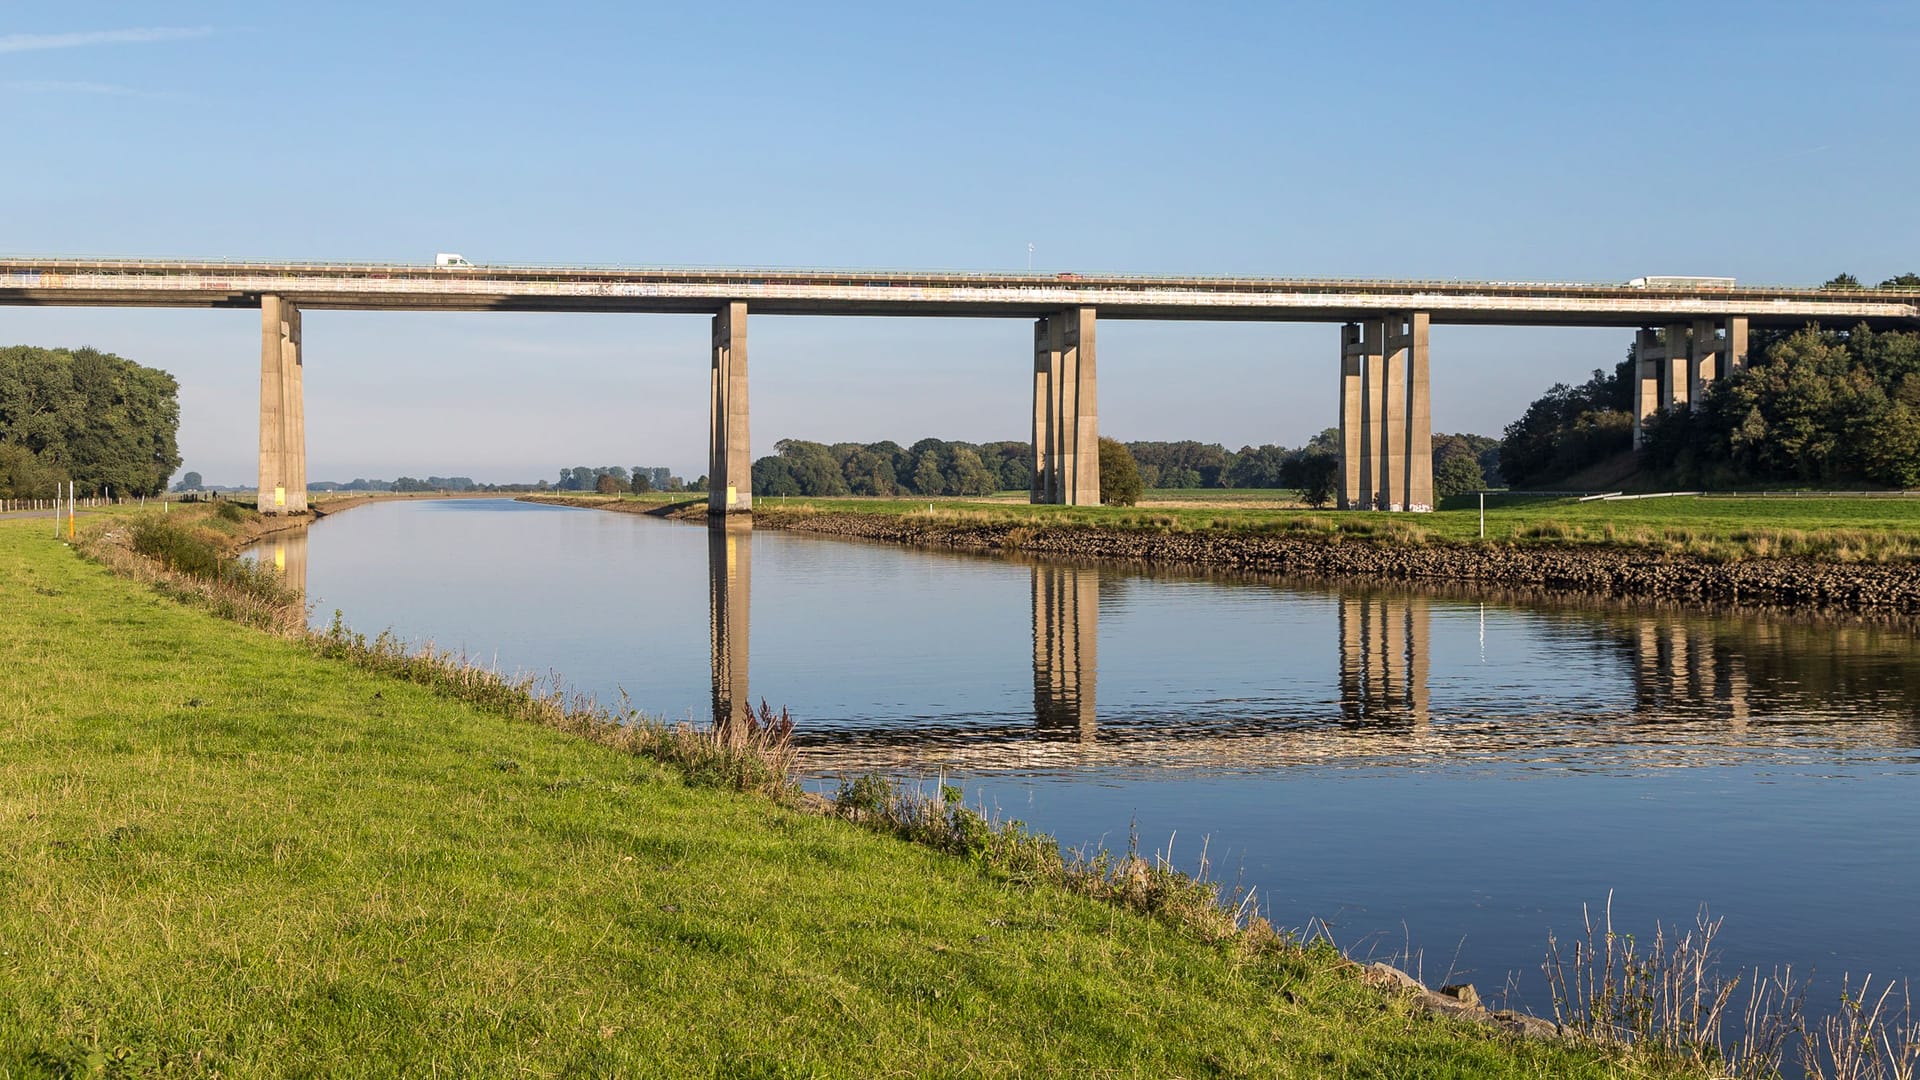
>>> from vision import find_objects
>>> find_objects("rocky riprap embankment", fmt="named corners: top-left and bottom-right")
top-left (521, 497), bottom-right (1920, 615)
top-left (746, 511), bottom-right (1920, 614)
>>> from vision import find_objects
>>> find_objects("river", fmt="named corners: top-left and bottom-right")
top-left (250, 497), bottom-right (1920, 1017)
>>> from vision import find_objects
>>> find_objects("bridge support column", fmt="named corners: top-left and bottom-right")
top-left (1030, 307), bottom-right (1099, 505)
top-left (256, 295), bottom-right (306, 514)
top-left (1663, 322), bottom-right (1692, 413)
top-left (1339, 313), bottom-right (1429, 510)
top-left (1634, 329), bottom-right (1663, 449)
top-left (1632, 318), bottom-right (1749, 448)
top-left (708, 302), bottom-right (752, 517)
top-left (1338, 323), bottom-right (1366, 509)
top-left (1386, 313), bottom-right (1433, 511)
top-left (1355, 320), bottom-right (1385, 508)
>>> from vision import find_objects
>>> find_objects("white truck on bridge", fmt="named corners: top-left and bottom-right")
top-left (434, 253), bottom-right (473, 267)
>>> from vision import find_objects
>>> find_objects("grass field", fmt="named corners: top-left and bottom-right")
top-left (0, 516), bottom-right (1692, 1077)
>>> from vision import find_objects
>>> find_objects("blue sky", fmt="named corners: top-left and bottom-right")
top-left (3, 2), bottom-right (1915, 483)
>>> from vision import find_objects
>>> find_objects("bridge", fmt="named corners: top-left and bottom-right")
top-left (5, 256), bottom-right (1916, 514)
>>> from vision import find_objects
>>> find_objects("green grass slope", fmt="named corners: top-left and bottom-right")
top-left (0, 519), bottom-right (1673, 1078)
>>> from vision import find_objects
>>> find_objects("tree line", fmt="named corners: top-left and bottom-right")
top-left (748, 433), bottom-right (1501, 505)
top-left (551, 465), bottom-right (693, 494)
top-left (0, 345), bottom-right (182, 499)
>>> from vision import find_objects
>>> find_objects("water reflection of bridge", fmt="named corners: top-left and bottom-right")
top-left (248, 516), bottom-right (1920, 769)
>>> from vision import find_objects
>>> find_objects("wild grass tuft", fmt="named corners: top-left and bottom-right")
top-left (312, 614), bottom-right (800, 799)
top-left (1544, 894), bottom-right (1920, 1079)
top-left (832, 775), bottom-right (1279, 950)
top-left (84, 519), bottom-right (300, 632)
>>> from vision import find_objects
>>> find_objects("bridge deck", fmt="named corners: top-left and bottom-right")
top-left (3, 257), bottom-right (1916, 327)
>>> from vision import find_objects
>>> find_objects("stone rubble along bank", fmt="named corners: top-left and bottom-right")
top-left (522, 497), bottom-right (1920, 615)
top-left (747, 511), bottom-right (1920, 614)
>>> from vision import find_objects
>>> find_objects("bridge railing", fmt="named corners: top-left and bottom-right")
top-left (3, 254), bottom-right (1918, 301)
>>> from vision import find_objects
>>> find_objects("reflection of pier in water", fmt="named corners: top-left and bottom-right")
top-left (708, 522), bottom-right (751, 730)
top-left (1032, 565), bottom-right (1097, 740)
top-left (1337, 593), bottom-right (1430, 728)
top-left (782, 554), bottom-right (1920, 774)
top-left (260, 527), bottom-right (308, 595)
top-left (1629, 619), bottom-right (1749, 723)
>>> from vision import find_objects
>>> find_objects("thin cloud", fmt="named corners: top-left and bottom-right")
top-left (0, 26), bottom-right (213, 53)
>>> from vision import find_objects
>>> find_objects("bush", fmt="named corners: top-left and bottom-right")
top-left (1295, 451), bottom-right (1339, 507)
top-left (131, 518), bottom-right (223, 578)
top-left (1099, 438), bottom-right (1143, 506)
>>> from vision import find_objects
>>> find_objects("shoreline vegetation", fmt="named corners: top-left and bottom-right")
top-left (0, 506), bottom-right (1733, 1077)
top-left (525, 491), bottom-right (1920, 616)
top-left (8, 501), bottom-right (1916, 1074)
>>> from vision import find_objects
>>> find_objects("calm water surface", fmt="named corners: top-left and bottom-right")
top-left (253, 498), bottom-right (1920, 1012)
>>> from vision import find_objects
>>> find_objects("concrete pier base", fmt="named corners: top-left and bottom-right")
top-left (709, 302), bottom-right (752, 517)
top-left (257, 295), bottom-right (306, 514)
top-left (1339, 312), bottom-right (1430, 510)
top-left (1031, 307), bottom-right (1099, 505)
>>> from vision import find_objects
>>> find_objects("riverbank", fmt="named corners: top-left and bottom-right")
top-left (1, 516), bottom-right (1680, 1077)
top-left (527, 494), bottom-right (1920, 615)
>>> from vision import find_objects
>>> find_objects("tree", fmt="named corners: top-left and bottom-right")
top-left (174, 470), bottom-right (203, 492)
top-left (1824, 272), bottom-right (1862, 290)
top-left (0, 442), bottom-right (63, 499)
top-left (1295, 451), bottom-right (1339, 507)
top-left (595, 472), bottom-right (623, 494)
top-left (1434, 453), bottom-right (1485, 499)
top-left (841, 448), bottom-right (897, 495)
top-left (751, 456), bottom-right (801, 496)
top-left (630, 471), bottom-right (653, 493)
top-left (0, 345), bottom-right (181, 496)
top-left (1226, 444), bottom-right (1290, 489)
top-left (775, 439), bottom-right (849, 496)
top-left (910, 451), bottom-right (946, 496)
top-left (941, 447), bottom-right (994, 496)
top-left (1098, 437), bottom-right (1142, 506)
top-left (1879, 273), bottom-right (1920, 289)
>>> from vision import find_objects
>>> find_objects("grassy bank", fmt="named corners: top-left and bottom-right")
top-left (554, 491), bottom-right (1920, 563)
top-left (0, 516), bottom-right (1690, 1077)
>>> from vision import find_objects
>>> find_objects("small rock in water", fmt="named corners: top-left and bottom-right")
top-left (1438, 983), bottom-right (1480, 1007)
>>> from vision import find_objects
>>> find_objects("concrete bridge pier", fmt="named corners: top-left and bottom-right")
top-left (709, 301), bottom-right (752, 517)
top-left (1031, 307), bottom-right (1100, 505)
top-left (1339, 313), bottom-right (1432, 511)
top-left (257, 295), bottom-right (306, 514)
top-left (1632, 317), bottom-right (1749, 448)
